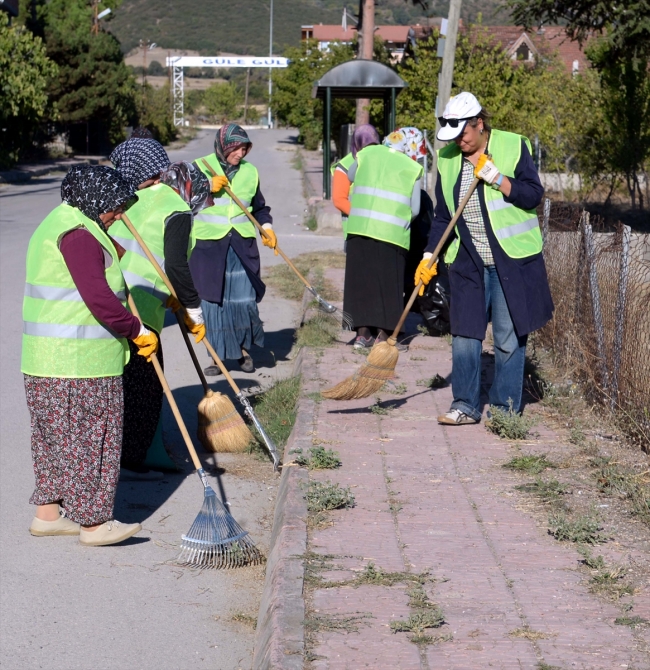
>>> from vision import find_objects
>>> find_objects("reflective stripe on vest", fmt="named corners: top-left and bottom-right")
top-left (437, 129), bottom-right (543, 263)
top-left (194, 154), bottom-right (258, 240)
top-left (330, 152), bottom-right (354, 176)
top-left (21, 203), bottom-right (130, 378)
top-left (110, 184), bottom-right (191, 333)
top-left (346, 145), bottom-right (422, 250)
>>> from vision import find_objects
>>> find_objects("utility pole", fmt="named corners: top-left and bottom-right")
top-left (91, 0), bottom-right (99, 35)
top-left (429, 0), bottom-right (462, 201)
top-left (243, 67), bottom-right (251, 125)
top-left (268, 0), bottom-right (274, 128)
top-left (355, 0), bottom-right (374, 126)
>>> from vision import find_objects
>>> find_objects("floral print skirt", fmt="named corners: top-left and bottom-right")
top-left (24, 374), bottom-right (123, 526)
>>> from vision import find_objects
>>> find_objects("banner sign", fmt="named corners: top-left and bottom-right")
top-left (166, 56), bottom-right (288, 68)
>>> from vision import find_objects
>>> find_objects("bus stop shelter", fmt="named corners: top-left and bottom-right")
top-left (312, 59), bottom-right (407, 199)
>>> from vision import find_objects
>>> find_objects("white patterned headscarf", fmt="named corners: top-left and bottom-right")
top-left (383, 127), bottom-right (427, 161)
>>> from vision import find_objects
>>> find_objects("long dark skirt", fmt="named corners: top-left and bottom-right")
top-left (121, 337), bottom-right (164, 468)
top-left (25, 374), bottom-right (123, 526)
top-left (343, 234), bottom-right (407, 332)
top-left (203, 246), bottom-right (265, 361)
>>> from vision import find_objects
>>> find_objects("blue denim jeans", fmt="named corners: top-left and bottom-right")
top-left (450, 265), bottom-right (527, 420)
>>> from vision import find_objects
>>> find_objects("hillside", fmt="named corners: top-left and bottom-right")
top-left (108, 0), bottom-right (510, 56)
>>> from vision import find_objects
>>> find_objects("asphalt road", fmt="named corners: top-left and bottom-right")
top-left (0, 129), bottom-right (341, 670)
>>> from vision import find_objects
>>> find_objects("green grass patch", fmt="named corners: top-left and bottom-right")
top-left (304, 212), bottom-right (317, 231)
top-left (416, 374), bottom-right (446, 388)
top-left (382, 381), bottom-right (408, 395)
top-left (305, 612), bottom-right (373, 633)
top-left (591, 457), bottom-right (650, 526)
top-left (265, 251), bottom-right (345, 302)
top-left (486, 402), bottom-right (535, 440)
top-left (249, 376), bottom-right (301, 454)
top-left (293, 445), bottom-right (342, 470)
top-left (515, 478), bottom-right (568, 504)
top-left (390, 610), bottom-right (445, 636)
top-left (578, 547), bottom-right (633, 599)
top-left (304, 480), bottom-right (355, 513)
top-left (548, 513), bottom-right (607, 544)
top-left (504, 454), bottom-right (557, 475)
top-left (614, 615), bottom-right (648, 628)
top-left (295, 314), bottom-right (339, 348)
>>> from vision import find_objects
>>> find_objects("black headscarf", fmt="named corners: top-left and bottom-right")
top-left (160, 161), bottom-right (212, 214)
top-left (110, 138), bottom-right (171, 190)
top-left (61, 165), bottom-right (136, 232)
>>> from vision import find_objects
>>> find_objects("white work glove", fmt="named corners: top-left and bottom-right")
top-left (474, 154), bottom-right (500, 185)
top-left (138, 324), bottom-right (152, 337)
top-left (185, 306), bottom-right (204, 326)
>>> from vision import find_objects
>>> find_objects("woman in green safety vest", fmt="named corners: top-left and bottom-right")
top-left (22, 166), bottom-right (156, 547)
top-left (415, 92), bottom-right (553, 425)
top-left (192, 124), bottom-right (277, 375)
top-left (342, 125), bottom-right (423, 350)
top-left (110, 138), bottom-right (204, 480)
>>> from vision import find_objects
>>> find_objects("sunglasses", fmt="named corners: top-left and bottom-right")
top-left (438, 116), bottom-right (476, 128)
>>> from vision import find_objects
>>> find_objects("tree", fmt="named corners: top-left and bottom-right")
top-left (0, 12), bottom-right (57, 168)
top-left (138, 84), bottom-right (177, 145)
top-left (202, 82), bottom-right (244, 123)
top-left (43, 0), bottom-right (138, 150)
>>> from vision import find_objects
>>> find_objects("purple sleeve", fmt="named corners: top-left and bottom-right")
top-left (59, 229), bottom-right (141, 340)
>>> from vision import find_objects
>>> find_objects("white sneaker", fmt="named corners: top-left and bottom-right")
top-left (29, 515), bottom-right (80, 537)
top-left (437, 409), bottom-right (478, 425)
top-left (79, 520), bottom-right (142, 546)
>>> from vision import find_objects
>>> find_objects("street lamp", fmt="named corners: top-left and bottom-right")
top-left (268, 0), bottom-right (273, 128)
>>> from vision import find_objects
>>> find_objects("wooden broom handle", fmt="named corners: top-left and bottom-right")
top-left (127, 293), bottom-right (203, 472)
top-left (120, 214), bottom-right (244, 396)
top-left (200, 158), bottom-right (314, 289)
top-left (388, 177), bottom-right (481, 342)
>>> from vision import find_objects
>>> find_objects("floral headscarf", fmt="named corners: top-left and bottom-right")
top-left (61, 165), bottom-right (136, 232)
top-left (383, 127), bottom-right (427, 161)
top-left (214, 124), bottom-right (252, 180)
top-left (160, 161), bottom-right (213, 214)
top-left (351, 124), bottom-right (380, 159)
top-left (110, 138), bottom-right (171, 190)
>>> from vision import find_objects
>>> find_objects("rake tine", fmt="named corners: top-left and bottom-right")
top-left (236, 392), bottom-right (280, 471)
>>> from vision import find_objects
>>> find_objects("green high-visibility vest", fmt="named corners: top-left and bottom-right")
top-left (110, 184), bottom-right (193, 334)
top-left (438, 128), bottom-right (543, 263)
top-left (194, 154), bottom-right (258, 240)
top-left (22, 204), bottom-right (130, 378)
top-left (346, 145), bottom-right (423, 250)
top-left (331, 152), bottom-right (355, 236)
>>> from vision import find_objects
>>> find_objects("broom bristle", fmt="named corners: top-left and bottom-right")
top-left (197, 391), bottom-right (254, 453)
top-left (176, 486), bottom-right (264, 569)
top-left (322, 341), bottom-right (400, 400)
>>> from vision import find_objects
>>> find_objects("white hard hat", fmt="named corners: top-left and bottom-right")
top-left (436, 92), bottom-right (482, 141)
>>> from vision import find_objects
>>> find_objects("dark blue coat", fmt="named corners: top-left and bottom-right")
top-left (425, 139), bottom-right (554, 340)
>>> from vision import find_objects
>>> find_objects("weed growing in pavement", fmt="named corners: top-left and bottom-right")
top-left (578, 547), bottom-right (633, 600)
top-left (548, 513), bottom-right (607, 544)
top-left (486, 401), bottom-right (535, 439)
top-left (515, 478), bottom-right (568, 505)
top-left (295, 314), bottom-right (339, 348)
top-left (416, 374), bottom-right (446, 388)
top-left (509, 627), bottom-right (553, 640)
top-left (230, 612), bottom-right (257, 629)
top-left (390, 610), bottom-right (445, 636)
top-left (569, 424), bottom-right (586, 445)
top-left (536, 664), bottom-right (562, 670)
top-left (382, 381), bottom-right (408, 395)
top-left (590, 457), bottom-right (650, 527)
top-left (614, 615), bottom-right (649, 628)
top-left (504, 454), bottom-right (557, 475)
top-left (265, 251), bottom-right (344, 301)
top-left (293, 445), bottom-right (342, 470)
top-left (305, 391), bottom-right (322, 403)
top-left (410, 355), bottom-right (427, 361)
top-left (304, 481), bottom-right (355, 513)
top-left (304, 212), bottom-right (317, 231)
top-left (370, 397), bottom-right (397, 415)
top-left (305, 612), bottom-right (373, 633)
top-left (249, 375), bottom-right (301, 455)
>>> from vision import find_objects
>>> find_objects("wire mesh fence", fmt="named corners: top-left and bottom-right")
top-left (537, 199), bottom-right (650, 451)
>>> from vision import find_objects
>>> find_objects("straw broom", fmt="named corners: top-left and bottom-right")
top-left (120, 214), bottom-right (280, 469)
top-left (119, 214), bottom-right (253, 453)
top-left (322, 177), bottom-right (481, 401)
top-left (126, 293), bottom-right (262, 569)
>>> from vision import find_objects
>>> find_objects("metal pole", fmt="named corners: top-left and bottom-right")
top-left (611, 225), bottom-right (631, 408)
top-left (268, 0), bottom-right (273, 128)
top-left (430, 0), bottom-right (462, 202)
top-left (243, 67), bottom-right (250, 125)
top-left (324, 87), bottom-right (331, 199)
top-left (541, 197), bottom-right (551, 244)
top-left (423, 129), bottom-right (429, 192)
top-left (390, 87), bottom-right (396, 131)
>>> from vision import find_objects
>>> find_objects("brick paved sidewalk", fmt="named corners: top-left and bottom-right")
top-left (297, 316), bottom-right (649, 668)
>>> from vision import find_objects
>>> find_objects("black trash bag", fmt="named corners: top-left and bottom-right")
top-left (417, 263), bottom-right (451, 336)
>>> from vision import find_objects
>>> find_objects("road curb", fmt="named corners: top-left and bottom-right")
top-left (253, 347), bottom-right (317, 669)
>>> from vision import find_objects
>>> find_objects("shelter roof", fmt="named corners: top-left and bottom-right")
top-left (312, 59), bottom-right (407, 100)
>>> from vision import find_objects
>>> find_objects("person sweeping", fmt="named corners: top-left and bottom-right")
top-left (192, 124), bottom-right (277, 375)
top-left (110, 138), bottom-right (205, 478)
top-left (340, 124), bottom-right (423, 351)
top-left (22, 165), bottom-right (155, 546)
top-left (415, 91), bottom-right (553, 425)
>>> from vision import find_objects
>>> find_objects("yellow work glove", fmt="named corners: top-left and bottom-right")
top-left (133, 327), bottom-right (159, 362)
top-left (474, 153), bottom-right (500, 185)
top-left (165, 295), bottom-right (182, 313)
top-left (184, 306), bottom-right (206, 344)
top-left (414, 255), bottom-right (438, 297)
top-left (261, 225), bottom-right (278, 255)
top-left (211, 175), bottom-right (229, 193)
